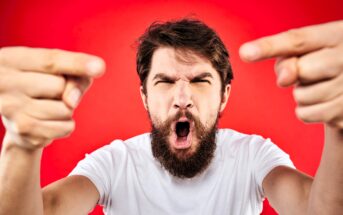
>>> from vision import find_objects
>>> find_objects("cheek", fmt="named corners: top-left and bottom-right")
top-left (196, 93), bottom-right (221, 125)
top-left (146, 92), bottom-right (171, 119)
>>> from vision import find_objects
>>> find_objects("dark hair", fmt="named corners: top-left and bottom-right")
top-left (136, 18), bottom-right (233, 94)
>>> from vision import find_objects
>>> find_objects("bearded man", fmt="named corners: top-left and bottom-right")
top-left (1, 19), bottom-right (343, 215)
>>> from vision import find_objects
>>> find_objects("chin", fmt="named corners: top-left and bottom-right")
top-left (150, 109), bottom-right (219, 178)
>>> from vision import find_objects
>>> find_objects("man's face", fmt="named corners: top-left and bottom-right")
top-left (140, 47), bottom-right (230, 178)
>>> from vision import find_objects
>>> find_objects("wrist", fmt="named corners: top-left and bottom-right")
top-left (2, 132), bottom-right (45, 155)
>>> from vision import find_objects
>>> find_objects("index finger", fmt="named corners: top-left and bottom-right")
top-left (239, 20), bottom-right (343, 62)
top-left (0, 47), bottom-right (106, 77)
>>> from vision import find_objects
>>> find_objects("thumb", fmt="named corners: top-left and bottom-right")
top-left (274, 57), bottom-right (299, 87)
top-left (63, 76), bottom-right (93, 109)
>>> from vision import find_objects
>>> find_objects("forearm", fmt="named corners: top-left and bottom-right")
top-left (307, 125), bottom-right (343, 214)
top-left (0, 133), bottom-right (44, 215)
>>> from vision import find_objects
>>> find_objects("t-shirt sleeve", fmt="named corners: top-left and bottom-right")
top-left (68, 144), bottom-right (115, 206)
top-left (253, 138), bottom-right (295, 198)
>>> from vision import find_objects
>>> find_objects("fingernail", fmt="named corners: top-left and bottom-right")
top-left (86, 59), bottom-right (105, 76)
top-left (240, 43), bottom-right (260, 61)
top-left (68, 88), bottom-right (81, 108)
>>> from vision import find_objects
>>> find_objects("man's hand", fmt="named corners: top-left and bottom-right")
top-left (0, 47), bottom-right (105, 150)
top-left (239, 20), bottom-right (343, 129)
top-left (239, 21), bottom-right (343, 214)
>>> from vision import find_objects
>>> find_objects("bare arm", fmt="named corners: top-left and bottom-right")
top-left (240, 20), bottom-right (343, 214)
top-left (0, 47), bottom-right (105, 214)
top-left (262, 166), bottom-right (313, 214)
top-left (0, 137), bottom-right (43, 215)
top-left (43, 176), bottom-right (99, 215)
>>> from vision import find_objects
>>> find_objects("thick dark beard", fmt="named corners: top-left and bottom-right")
top-left (150, 111), bottom-right (218, 179)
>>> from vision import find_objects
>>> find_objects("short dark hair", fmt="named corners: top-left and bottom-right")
top-left (136, 18), bottom-right (233, 94)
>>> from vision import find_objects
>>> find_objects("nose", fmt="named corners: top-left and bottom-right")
top-left (172, 80), bottom-right (193, 110)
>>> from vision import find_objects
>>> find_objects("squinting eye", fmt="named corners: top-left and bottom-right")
top-left (155, 80), bottom-right (173, 85)
top-left (192, 79), bottom-right (211, 84)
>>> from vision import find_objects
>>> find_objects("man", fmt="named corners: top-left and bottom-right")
top-left (0, 18), bottom-right (342, 215)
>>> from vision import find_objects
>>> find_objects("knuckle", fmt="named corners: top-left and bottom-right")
top-left (260, 39), bottom-right (274, 56)
top-left (315, 107), bottom-right (330, 122)
top-left (15, 117), bottom-right (36, 135)
top-left (68, 120), bottom-right (76, 133)
top-left (59, 103), bottom-right (73, 119)
top-left (65, 108), bottom-right (74, 119)
top-left (42, 49), bottom-right (59, 73)
top-left (295, 106), bottom-right (323, 123)
top-left (293, 88), bottom-right (302, 104)
top-left (49, 75), bottom-right (66, 98)
top-left (295, 107), bottom-right (308, 122)
top-left (297, 57), bottom-right (311, 76)
top-left (286, 29), bottom-right (306, 50)
top-left (63, 120), bottom-right (75, 137)
top-left (0, 95), bottom-right (19, 117)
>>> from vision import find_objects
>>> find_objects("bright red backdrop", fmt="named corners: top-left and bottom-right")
top-left (0, 0), bottom-right (342, 214)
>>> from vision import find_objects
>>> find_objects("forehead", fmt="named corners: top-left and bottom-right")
top-left (149, 47), bottom-right (219, 79)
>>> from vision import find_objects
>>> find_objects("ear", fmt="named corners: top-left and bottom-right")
top-left (219, 84), bottom-right (231, 113)
top-left (140, 86), bottom-right (148, 110)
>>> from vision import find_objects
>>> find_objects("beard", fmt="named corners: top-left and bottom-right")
top-left (150, 110), bottom-right (218, 179)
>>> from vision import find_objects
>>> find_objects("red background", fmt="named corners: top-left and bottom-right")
top-left (0, 0), bottom-right (342, 214)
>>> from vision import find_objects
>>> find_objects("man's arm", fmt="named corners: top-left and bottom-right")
top-left (262, 166), bottom-right (313, 214)
top-left (43, 175), bottom-right (99, 214)
top-left (240, 20), bottom-right (343, 214)
top-left (0, 140), bottom-right (99, 215)
top-left (0, 47), bottom-right (105, 214)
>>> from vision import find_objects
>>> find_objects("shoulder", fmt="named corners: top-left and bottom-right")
top-left (216, 128), bottom-right (287, 165)
top-left (85, 133), bottom-right (152, 161)
top-left (217, 128), bottom-right (272, 154)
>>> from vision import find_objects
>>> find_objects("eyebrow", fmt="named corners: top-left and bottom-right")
top-left (152, 73), bottom-right (173, 81)
top-left (152, 72), bottom-right (214, 81)
top-left (192, 72), bottom-right (213, 80)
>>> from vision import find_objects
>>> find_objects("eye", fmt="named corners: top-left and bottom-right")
top-left (155, 80), bottom-right (174, 85)
top-left (191, 79), bottom-right (211, 84)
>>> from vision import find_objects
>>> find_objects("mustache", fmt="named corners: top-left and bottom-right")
top-left (150, 110), bottom-right (218, 179)
top-left (170, 110), bottom-right (195, 122)
top-left (154, 110), bottom-right (207, 140)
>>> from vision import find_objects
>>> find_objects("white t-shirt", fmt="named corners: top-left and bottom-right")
top-left (69, 128), bottom-right (295, 215)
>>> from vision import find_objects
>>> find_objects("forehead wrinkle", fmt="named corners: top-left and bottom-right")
top-left (174, 48), bottom-right (209, 66)
top-left (150, 47), bottom-right (217, 81)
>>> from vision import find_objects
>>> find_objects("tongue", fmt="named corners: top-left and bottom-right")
top-left (177, 128), bottom-right (189, 137)
top-left (172, 122), bottom-right (192, 149)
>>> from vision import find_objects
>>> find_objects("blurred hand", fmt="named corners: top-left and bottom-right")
top-left (0, 47), bottom-right (105, 149)
top-left (239, 21), bottom-right (343, 128)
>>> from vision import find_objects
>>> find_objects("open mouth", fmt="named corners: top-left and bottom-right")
top-left (176, 121), bottom-right (190, 138)
top-left (170, 120), bottom-right (193, 150)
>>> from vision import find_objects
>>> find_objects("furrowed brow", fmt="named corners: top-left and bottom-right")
top-left (193, 72), bottom-right (213, 80)
top-left (152, 73), bottom-right (174, 81)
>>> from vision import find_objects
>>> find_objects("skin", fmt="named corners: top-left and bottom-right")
top-left (240, 20), bottom-right (343, 214)
top-left (140, 48), bottom-right (230, 154)
top-left (0, 47), bottom-right (105, 215)
top-left (0, 20), bottom-right (342, 215)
